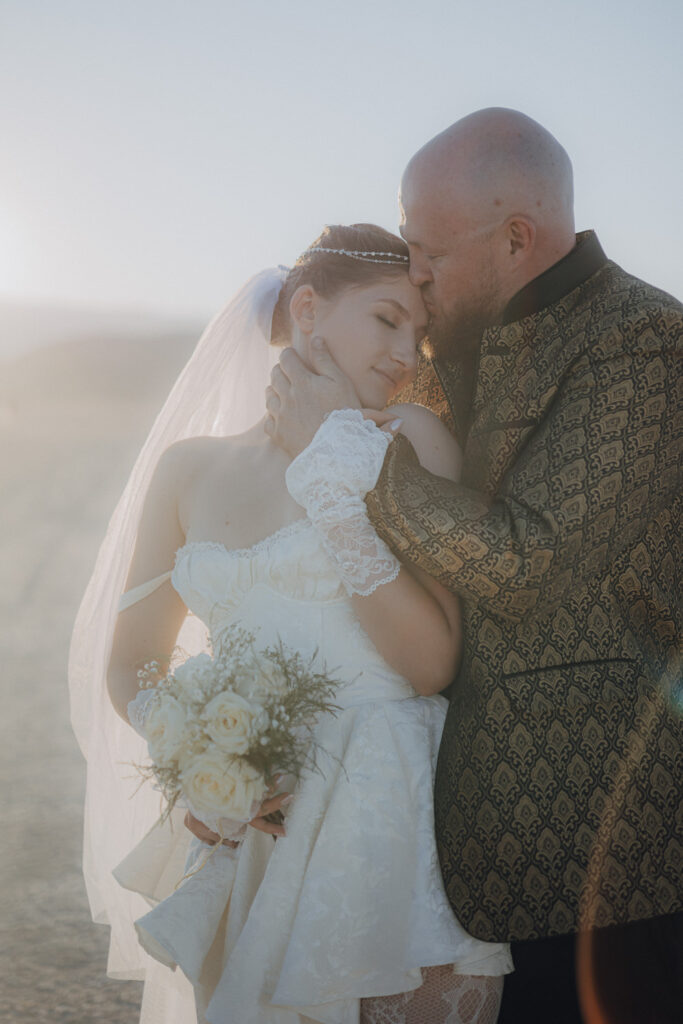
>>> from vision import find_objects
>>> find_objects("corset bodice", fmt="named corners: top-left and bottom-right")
top-left (171, 518), bottom-right (415, 706)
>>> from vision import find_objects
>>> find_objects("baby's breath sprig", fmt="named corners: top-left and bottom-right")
top-left (243, 640), bottom-right (341, 782)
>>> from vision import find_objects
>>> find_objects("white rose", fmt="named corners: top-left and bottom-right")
top-left (181, 751), bottom-right (266, 821)
top-left (203, 689), bottom-right (263, 755)
top-left (145, 694), bottom-right (189, 765)
top-left (172, 653), bottom-right (214, 699)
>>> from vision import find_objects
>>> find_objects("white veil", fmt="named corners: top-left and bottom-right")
top-left (68, 266), bottom-right (288, 978)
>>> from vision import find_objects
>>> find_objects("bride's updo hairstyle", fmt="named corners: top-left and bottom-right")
top-left (270, 223), bottom-right (410, 345)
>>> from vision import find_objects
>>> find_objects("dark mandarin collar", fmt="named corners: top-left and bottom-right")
top-left (501, 230), bottom-right (607, 326)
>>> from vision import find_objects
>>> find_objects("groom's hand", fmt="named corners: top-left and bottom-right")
top-left (264, 338), bottom-right (361, 457)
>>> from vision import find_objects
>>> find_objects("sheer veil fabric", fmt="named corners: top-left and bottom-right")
top-left (68, 268), bottom-right (288, 980)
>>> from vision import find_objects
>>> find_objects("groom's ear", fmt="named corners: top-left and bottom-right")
top-left (505, 216), bottom-right (536, 259)
top-left (289, 285), bottom-right (317, 336)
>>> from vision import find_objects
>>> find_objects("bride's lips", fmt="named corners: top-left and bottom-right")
top-left (373, 367), bottom-right (400, 388)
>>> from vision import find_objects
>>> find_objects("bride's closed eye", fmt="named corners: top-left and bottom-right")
top-left (376, 315), bottom-right (398, 329)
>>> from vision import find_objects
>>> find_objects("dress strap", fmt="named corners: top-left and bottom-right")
top-left (118, 570), bottom-right (173, 612)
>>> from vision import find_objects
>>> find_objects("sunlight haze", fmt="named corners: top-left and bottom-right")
top-left (1, 0), bottom-right (681, 327)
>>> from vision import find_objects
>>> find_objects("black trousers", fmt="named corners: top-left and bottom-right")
top-left (498, 912), bottom-right (683, 1024)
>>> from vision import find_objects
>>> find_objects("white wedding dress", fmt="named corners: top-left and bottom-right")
top-left (115, 518), bottom-right (512, 1024)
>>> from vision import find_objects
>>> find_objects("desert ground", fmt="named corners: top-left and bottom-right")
top-left (0, 322), bottom-right (196, 1023)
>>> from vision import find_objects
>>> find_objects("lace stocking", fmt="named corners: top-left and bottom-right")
top-left (360, 967), bottom-right (503, 1024)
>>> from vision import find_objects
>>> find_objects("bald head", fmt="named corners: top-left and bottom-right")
top-left (403, 107), bottom-right (574, 247)
top-left (399, 109), bottom-right (577, 358)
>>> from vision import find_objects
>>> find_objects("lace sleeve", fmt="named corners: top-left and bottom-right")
top-left (285, 409), bottom-right (401, 596)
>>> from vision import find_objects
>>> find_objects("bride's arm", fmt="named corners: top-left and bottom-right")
top-left (108, 440), bottom-right (291, 839)
top-left (107, 442), bottom-right (190, 722)
top-left (349, 404), bottom-right (463, 696)
top-left (286, 404), bottom-right (463, 696)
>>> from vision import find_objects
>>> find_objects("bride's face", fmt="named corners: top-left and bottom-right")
top-left (291, 274), bottom-right (427, 408)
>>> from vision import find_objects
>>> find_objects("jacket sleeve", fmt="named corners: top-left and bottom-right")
top-left (366, 316), bottom-right (682, 623)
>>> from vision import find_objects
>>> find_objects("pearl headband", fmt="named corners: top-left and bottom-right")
top-left (305, 246), bottom-right (409, 265)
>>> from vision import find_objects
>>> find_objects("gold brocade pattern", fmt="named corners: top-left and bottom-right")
top-left (367, 260), bottom-right (683, 942)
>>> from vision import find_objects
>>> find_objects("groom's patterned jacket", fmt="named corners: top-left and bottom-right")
top-left (367, 231), bottom-right (682, 943)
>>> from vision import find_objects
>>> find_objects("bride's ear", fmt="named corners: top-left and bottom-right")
top-left (289, 285), bottom-right (317, 336)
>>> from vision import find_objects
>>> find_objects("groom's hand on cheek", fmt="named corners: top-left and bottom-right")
top-left (264, 338), bottom-right (361, 457)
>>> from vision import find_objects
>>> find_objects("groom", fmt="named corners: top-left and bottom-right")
top-left (266, 109), bottom-right (683, 1022)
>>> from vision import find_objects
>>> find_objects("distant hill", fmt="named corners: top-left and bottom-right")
top-left (1, 331), bottom-right (199, 408)
top-left (0, 302), bottom-right (203, 420)
top-left (0, 300), bottom-right (201, 362)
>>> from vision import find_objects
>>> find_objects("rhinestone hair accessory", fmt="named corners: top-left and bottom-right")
top-left (305, 246), bottom-right (409, 265)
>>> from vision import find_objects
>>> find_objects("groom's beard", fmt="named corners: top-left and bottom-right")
top-left (425, 307), bottom-right (491, 362)
top-left (421, 259), bottom-right (504, 364)
top-left (424, 294), bottom-right (503, 364)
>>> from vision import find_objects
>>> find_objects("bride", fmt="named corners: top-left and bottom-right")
top-left (70, 223), bottom-right (512, 1023)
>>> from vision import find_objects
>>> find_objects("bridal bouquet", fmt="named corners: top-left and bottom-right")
top-left (133, 627), bottom-right (340, 832)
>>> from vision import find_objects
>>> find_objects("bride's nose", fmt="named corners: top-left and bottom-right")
top-left (390, 329), bottom-right (418, 375)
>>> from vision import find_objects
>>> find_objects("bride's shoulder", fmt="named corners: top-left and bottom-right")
top-left (389, 402), bottom-right (462, 482)
top-left (157, 435), bottom-right (238, 481)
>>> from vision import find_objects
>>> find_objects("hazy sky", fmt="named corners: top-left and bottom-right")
top-left (1, 0), bottom-right (681, 320)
